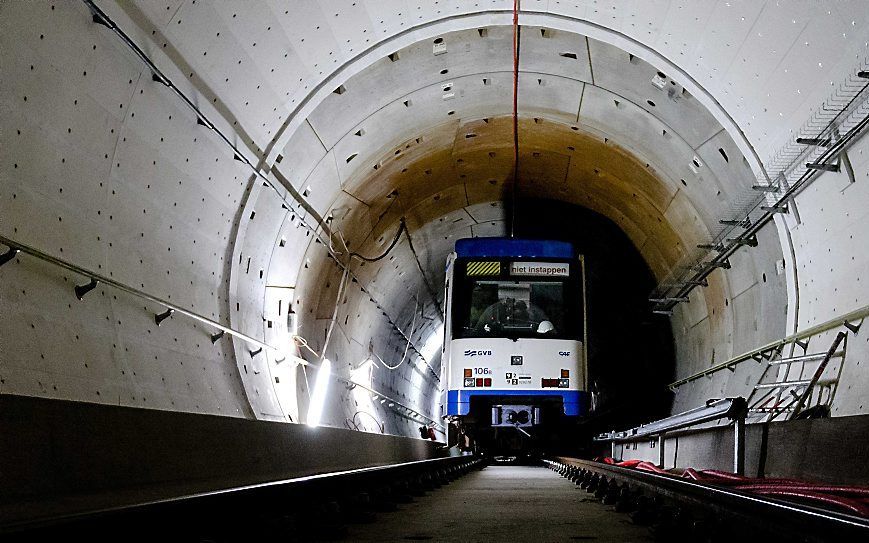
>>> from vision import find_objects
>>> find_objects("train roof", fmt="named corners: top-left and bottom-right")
top-left (455, 237), bottom-right (574, 259)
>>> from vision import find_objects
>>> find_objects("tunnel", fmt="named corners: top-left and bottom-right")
top-left (2, 1), bottom-right (869, 540)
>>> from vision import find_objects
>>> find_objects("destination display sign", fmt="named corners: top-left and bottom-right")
top-left (509, 261), bottom-right (570, 277)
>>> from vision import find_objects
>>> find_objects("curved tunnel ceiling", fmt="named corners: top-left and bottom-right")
top-left (264, 24), bottom-right (763, 427)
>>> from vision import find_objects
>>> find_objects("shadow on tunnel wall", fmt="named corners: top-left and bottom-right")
top-left (510, 197), bottom-right (675, 441)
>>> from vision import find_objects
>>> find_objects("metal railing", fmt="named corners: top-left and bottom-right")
top-left (0, 234), bottom-right (275, 350)
top-left (668, 304), bottom-right (868, 389)
top-left (0, 235), bottom-right (442, 429)
top-left (746, 331), bottom-right (848, 423)
top-left (595, 397), bottom-right (748, 474)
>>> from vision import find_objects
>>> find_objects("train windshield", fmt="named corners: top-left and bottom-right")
top-left (458, 279), bottom-right (569, 339)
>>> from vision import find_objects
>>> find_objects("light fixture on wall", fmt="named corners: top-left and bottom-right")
top-left (306, 358), bottom-right (332, 427)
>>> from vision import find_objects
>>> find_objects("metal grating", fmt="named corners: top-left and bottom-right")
top-left (652, 54), bottom-right (869, 313)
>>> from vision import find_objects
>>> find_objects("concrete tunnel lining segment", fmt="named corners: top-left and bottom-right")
top-left (3, 2), bottom-right (869, 518)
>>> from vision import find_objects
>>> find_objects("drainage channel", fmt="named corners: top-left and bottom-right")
top-left (1, 456), bottom-right (482, 542)
top-left (547, 458), bottom-right (869, 542)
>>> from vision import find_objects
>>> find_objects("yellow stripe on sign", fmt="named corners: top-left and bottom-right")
top-left (467, 261), bottom-right (500, 276)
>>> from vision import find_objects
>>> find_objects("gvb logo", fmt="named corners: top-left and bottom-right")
top-left (464, 349), bottom-right (493, 357)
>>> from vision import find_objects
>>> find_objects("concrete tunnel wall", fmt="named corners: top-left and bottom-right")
top-left (3, 1), bottom-right (869, 454)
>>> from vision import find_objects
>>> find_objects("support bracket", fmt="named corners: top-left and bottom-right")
top-left (796, 137), bottom-right (831, 147)
top-left (752, 184), bottom-right (780, 193)
top-left (151, 72), bottom-right (169, 86)
top-left (210, 330), bottom-right (225, 344)
top-left (760, 205), bottom-right (789, 214)
top-left (693, 260), bottom-right (730, 271)
top-left (649, 297), bottom-right (689, 304)
top-left (154, 308), bottom-right (174, 326)
top-left (74, 278), bottom-right (99, 300)
top-left (806, 162), bottom-right (840, 172)
top-left (719, 218), bottom-right (751, 227)
top-left (0, 247), bottom-right (19, 267)
top-left (91, 12), bottom-right (110, 28)
top-left (840, 151), bottom-right (856, 184)
top-left (725, 236), bottom-right (758, 247)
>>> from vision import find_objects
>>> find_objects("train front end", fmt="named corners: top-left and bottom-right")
top-left (441, 238), bottom-right (588, 453)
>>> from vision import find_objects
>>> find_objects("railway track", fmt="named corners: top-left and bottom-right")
top-left (1, 456), bottom-right (484, 542)
top-left (547, 457), bottom-right (869, 541)
top-left (8, 455), bottom-right (867, 541)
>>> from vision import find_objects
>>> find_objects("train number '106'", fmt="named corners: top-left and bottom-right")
top-left (474, 368), bottom-right (491, 375)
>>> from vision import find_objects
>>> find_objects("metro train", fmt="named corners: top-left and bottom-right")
top-left (440, 237), bottom-right (589, 453)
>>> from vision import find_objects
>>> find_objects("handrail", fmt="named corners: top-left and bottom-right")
top-left (594, 397), bottom-right (747, 473)
top-left (668, 303), bottom-right (869, 389)
top-left (0, 233), bottom-right (278, 352)
top-left (595, 397), bottom-right (747, 442)
top-left (0, 234), bottom-right (442, 429)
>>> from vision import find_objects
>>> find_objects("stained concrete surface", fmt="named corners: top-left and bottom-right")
top-left (346, 465), bottom-right (651, 542)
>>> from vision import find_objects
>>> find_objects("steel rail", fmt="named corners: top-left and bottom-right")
top-left (1, 456), bottom-right (480, 534)
top-left (668, 303), bottom-right (869, 389)
top-left (551, 458), bottom-right (869, 540)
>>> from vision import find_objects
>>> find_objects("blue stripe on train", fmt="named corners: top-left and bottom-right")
top-left (455, 238), bottom-right (574, 259)
top-left (446, 389), bottom-right (587, 416)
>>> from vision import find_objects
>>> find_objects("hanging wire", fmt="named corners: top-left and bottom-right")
top-left (349, 218), bottom-right (407, 262)
top-left (510, 0), bottom-right (521, 238)
top-left (370, 289), bottom-right (421, 370)
top-left (293, 335), bottom-right (319, 358)
top-left (320, 264), bottom-right (351, 362)
top-left (348, 411), bottom-right (386, 434)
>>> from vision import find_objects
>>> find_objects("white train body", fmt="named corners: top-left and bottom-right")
top-left (440, 238), bottom-right (588, 429)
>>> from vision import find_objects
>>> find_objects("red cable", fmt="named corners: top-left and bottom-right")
top-left (733, 484), bottom-right (869, 498)
top-left (746, 489), bottom-right (869, 517)
top-left (634, 461), bottom-right (669, 474)
top-left (510, 0), bottom-right (520, 236)
top-left (598, 458), bottom-right (869, 517)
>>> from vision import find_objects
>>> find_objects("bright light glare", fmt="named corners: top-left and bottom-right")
top-left (350, 358), bottom-right (374, 387)
top-left (306, 358), bottom-right (331, 427)
top-left (420, 323), bottom-right (444, 362)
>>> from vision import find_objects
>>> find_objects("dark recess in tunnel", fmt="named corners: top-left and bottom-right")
top-left (510, 197), bottom-right (675, 436)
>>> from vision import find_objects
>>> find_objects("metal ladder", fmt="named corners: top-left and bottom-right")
top-left (746, 331), bottom-right (849, 423)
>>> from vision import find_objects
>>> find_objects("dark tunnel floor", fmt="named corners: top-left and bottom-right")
top-left (343, 465), bottom-right (651, 542)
